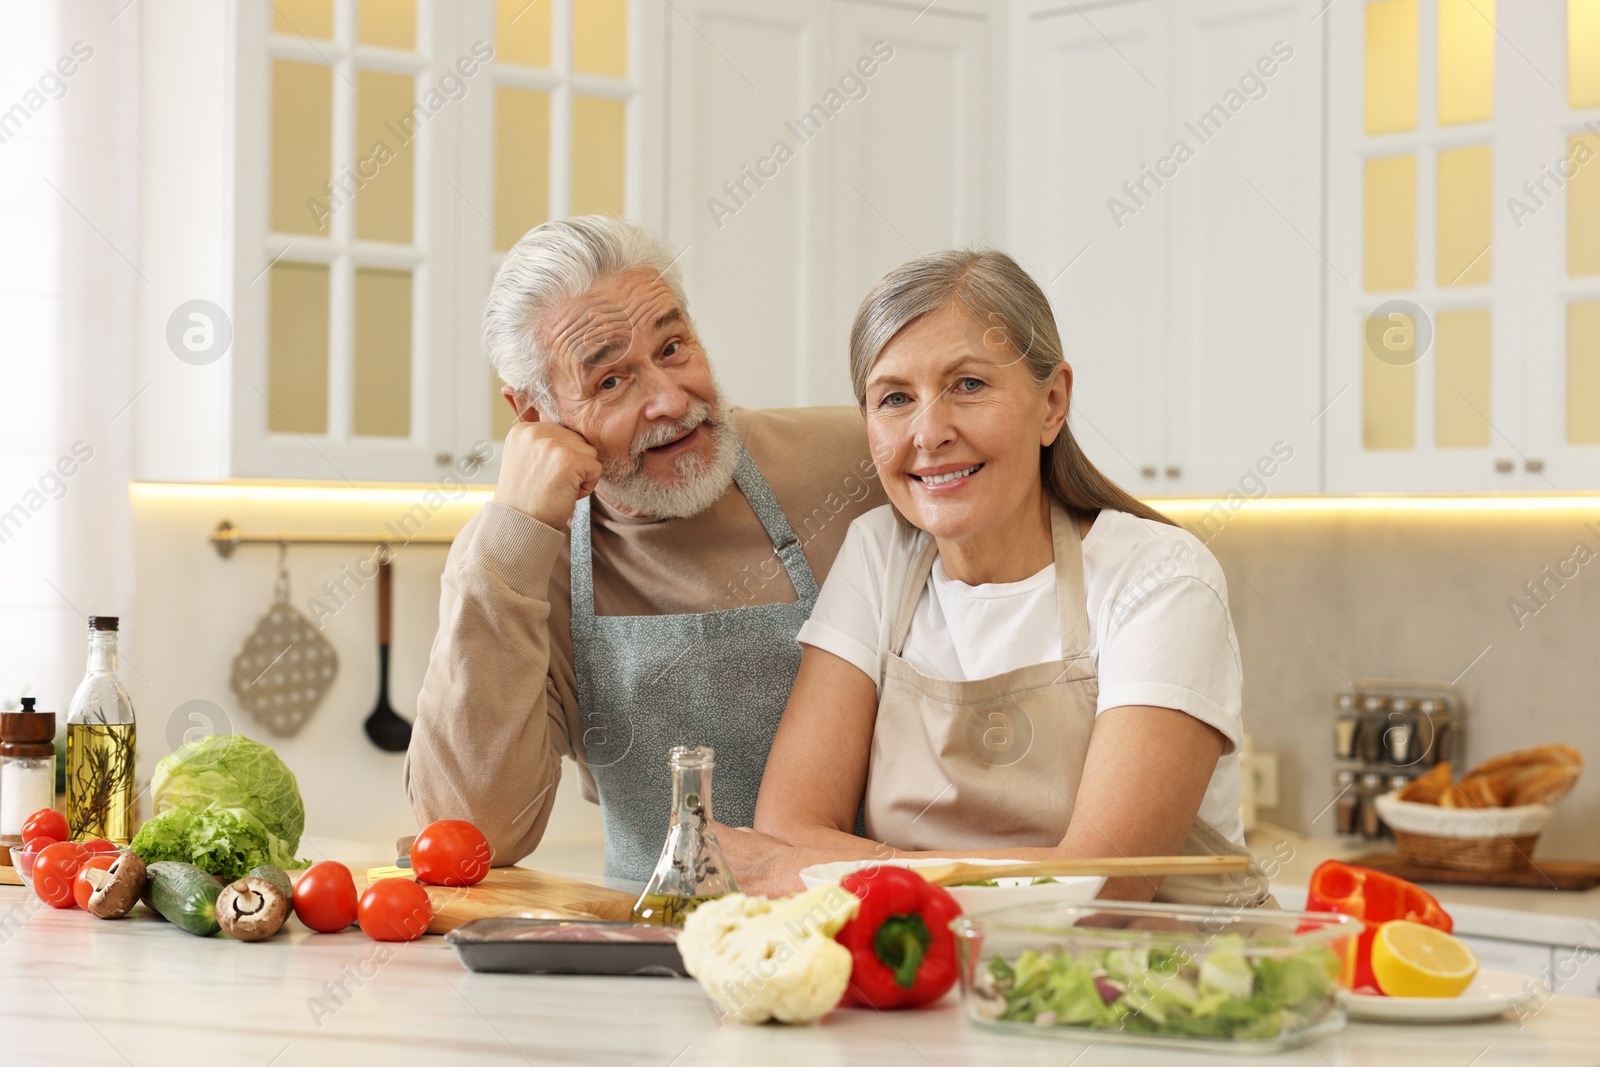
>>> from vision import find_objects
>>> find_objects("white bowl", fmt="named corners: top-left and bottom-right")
top-left (797, 857), bottom-right (1104, 914)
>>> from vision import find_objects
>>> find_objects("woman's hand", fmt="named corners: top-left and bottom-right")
top-left (713, 822), bottom-right (807, 897)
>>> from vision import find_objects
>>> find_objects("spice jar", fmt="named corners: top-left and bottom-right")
top-left (1333, 692), bottom-right (1361, 760)
top-left (1, 698), bottom-right (57, 860)
top-left (1333, 770), bottom-right (1359, 836)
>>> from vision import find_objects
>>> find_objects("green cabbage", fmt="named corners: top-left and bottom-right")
top-left (130, 803), bottom-right (305, 881)
top-left (151, 734), bottom-right (305, 851)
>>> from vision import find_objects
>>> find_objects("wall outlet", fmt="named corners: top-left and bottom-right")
top-left (1251, 751), bottom-right (1280, 809)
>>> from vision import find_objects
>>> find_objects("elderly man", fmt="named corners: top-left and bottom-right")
top-left (406, 216), bottom-right (885, 881)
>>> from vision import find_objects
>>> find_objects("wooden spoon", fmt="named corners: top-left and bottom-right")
top-left (912, 854), bottom-right (1250, 886)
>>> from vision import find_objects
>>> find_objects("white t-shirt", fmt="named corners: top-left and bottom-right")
top-left (797, 505), bottom-right (1246, 845)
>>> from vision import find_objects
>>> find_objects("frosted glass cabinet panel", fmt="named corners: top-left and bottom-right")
top-left (205, 0), bottom-right (654, 484)
top-left (1333, 1), bottom-right (1600, 489)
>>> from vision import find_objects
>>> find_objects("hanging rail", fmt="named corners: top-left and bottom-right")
top-left (210, 520), bottom-right (456, 559)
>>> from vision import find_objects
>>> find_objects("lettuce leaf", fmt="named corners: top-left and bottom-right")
top-left (130, 802), bottom-right (306, 881)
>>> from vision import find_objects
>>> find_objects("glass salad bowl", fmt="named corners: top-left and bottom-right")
top-left (951, 899), bottom-right (1357, 1054)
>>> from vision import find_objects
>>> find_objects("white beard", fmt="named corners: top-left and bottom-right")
top-left (596, 395), bottom-right (740, 520)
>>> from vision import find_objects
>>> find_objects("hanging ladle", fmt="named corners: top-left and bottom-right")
top-left (364, 553), bottom-right (412, 752)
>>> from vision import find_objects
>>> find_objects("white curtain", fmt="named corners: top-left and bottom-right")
top-left (0, 2), bottom-right (138, 715)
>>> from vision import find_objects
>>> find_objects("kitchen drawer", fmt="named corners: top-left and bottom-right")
top-left (1457, 936), bottom-right (1554, 985)
top-left (1550, 943), bottom-right (1600, 999)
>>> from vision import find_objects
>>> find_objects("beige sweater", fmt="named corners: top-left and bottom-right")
top-left (404, 406), bottom-right (886, 863)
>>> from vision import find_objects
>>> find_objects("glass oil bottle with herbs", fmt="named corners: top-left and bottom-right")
top-left (66, 616), bottom-right (137, 843)
top-left (632, 746), bottom-right (739, 926)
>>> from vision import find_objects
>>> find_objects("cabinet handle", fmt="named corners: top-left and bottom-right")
top-left (1165, 466), bottom-right (1182, 479)
top-left (1525, 459), bottom-right (1545, 474)
top-left (1141, 466), bottom-right (1157, 480)
top-left (1495, 459), bottom-right (1514, 473)
top-left (434, 451), bottom-right (454, 466)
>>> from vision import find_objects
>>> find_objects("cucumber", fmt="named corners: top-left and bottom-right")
top-left (147, 861), bottom-right (223, 936)
top-left (247, 864), bottom-right (293, 902)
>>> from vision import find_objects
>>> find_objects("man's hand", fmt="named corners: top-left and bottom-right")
top-left (494, 420), bottom-right (604, 528)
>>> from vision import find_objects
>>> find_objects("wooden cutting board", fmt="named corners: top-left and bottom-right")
top-left (1347, 851), bottom-right (1600, 891)
top-left (0, 865), bottom-right (21, 887)
top-left (363, 865), bottom-right (637, 934)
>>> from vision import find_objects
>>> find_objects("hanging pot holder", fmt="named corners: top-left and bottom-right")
top-left (229, 549), bottom-right (339, 736)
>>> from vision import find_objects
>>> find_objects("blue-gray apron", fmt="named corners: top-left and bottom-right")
top-left (569, 446), bottom-right (820, 882)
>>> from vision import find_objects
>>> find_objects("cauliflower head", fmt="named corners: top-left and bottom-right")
top-left (677, 886), bottom-right (861, 1024)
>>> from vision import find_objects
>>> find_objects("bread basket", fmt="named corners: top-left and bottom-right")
top-left (1374, 792), bottom-right (1552, 872)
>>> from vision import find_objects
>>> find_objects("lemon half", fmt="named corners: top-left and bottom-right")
top-left (1370, 920), bottom-right (1479, 998)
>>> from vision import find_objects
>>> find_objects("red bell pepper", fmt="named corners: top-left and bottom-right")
top-left (835, 865), bottom-right (963, 1009)
top-left (1305, 860), bottom-right (1452, 993)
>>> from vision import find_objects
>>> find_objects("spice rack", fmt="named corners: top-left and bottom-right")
top-left (1331, 679), bottom-right (1465, 840)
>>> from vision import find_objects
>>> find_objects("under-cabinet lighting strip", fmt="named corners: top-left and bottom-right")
top-left (131, 483), bottom-right (1600, 514)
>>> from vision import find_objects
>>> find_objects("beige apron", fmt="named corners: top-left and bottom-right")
top-left (862, 500), bottom-right (1275, 908)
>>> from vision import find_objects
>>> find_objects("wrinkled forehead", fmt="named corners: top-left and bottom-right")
top-left (870, 300), bottom-right (1013, 380)
top-left (542, 269), bottom-right (685, 374)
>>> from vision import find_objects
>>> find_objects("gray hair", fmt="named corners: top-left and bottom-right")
top-left (483, 216), bottom-right (690, 413)
top-left (848, 248), bottom-right (1175, 528)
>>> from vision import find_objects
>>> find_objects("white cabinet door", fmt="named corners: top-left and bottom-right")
top-left (822, 1), bottom-right (996, 407)
top-left (665, 0), bottom-right (994, 410)
top-left (1014, 1), bottom-right (1173, 494)
top-left (1517, 3), bottom-right (1600, 491)
top-left (1164, 0), bottom-right (1323, 495)
top-left (1323, 0), bottom-right (1533, 493)
top-left (229, 1), bottom-right (461, 484)
top-left (665, 0), bottom-right (838, 410)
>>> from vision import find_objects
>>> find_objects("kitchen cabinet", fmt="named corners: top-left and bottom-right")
top-left (1011, 0), bottom-right (1324, 497)
top-left (134, 0), bottom-right (1600, 492)
top-left (135, 0), bottom-right (664, 485)
top-left (1323, 1), bottom-right (1600, 493)
top-left (665, 0), bottom-right (999, 409)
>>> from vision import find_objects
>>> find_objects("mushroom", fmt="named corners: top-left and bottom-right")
top-left (85, 853), bottom-right (148, 919)
top-left (215, 876), bottom-right (289, 941)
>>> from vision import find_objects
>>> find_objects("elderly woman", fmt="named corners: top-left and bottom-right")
top-left (726, 249), bottom-right (1271, 907)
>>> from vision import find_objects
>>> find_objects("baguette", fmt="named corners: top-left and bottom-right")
top-left (1399, 762), bottom-right (1452, 804)
top-left (1463, 743), bottom-right (1583, 780)
top-left (1508, 764), bottom-right (1581, 806)
top-left (1440, 777), bottom-right (1506, 809)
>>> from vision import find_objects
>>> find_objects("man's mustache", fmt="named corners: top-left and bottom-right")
top-left (627, 401), bottom-right (715, 459)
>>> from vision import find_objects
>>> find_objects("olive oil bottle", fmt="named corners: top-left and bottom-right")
top-left (632, 746), bottom-right (738, 926)
top-left (66, 616), bottom-right (137, 843)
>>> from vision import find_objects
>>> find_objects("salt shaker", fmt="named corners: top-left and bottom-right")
top-left (0, 698), bottom-right (58, 858)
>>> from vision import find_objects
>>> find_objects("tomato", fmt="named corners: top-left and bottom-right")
top-left (358, 878), bottom-right (433, 942)
top-left (82, 838), bottom-right (118, 853)
top-left (73, 854), bottom-right (119, 910)
top-left (411, 820), bottom-right (491, 887)
top-left (293, 862), bottom-right (360, 932)
top-left (33, 841), bottom-right (91, 909)
top-left (22, 809), bottom-right (68, 849)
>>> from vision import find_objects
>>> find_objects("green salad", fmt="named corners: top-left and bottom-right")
top-left (970, 934), bottom-right (1342, 1041)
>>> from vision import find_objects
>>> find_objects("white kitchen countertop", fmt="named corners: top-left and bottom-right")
top-left (1254, 827), bottom-right (1600, 949)
top-left (3, 836), bottom-right (1600, 1065)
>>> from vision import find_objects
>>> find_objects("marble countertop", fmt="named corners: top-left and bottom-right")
top-left (4, 838), bottom-right (1600, 1066)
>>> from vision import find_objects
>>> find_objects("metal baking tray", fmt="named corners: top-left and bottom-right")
top-left (445, 918), bottom-right (689, 977)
